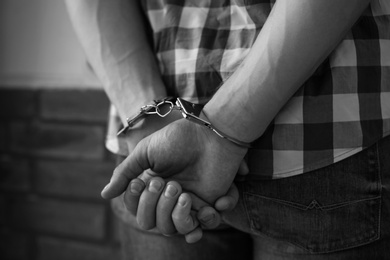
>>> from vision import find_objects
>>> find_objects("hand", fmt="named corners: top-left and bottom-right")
top-left (124, 176), bottom-right (241, 243)
top-left (123, 110), bottom-right (182, 152)
top-left (124, 161), bottom-right (247, 231)
top-left (102, 118), bottom-right (247, 204)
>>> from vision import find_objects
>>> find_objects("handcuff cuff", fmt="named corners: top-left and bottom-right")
top-left (117, 97), bottom-right (251, 148)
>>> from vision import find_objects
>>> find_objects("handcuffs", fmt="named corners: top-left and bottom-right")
top-left (117, 97), bottom-right (251, 148)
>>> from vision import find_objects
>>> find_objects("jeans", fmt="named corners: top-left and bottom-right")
top-left (114, 135), bottom-right (390, 260)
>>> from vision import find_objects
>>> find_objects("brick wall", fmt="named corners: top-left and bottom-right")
top-left (0, 88), bottom-right (121, 260)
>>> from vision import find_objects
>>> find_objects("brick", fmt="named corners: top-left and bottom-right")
top-left (37, 237), bottom-right (120, 260)
top-left (0, 89), bottom-right (37, 118)
top-left (10, 122), bottom-right (105, 160)
top-left (0, 155), bottom-right (31, 192)
top-left (34, 160), bottom-right (114, 199)
top-left (0, 196), bottom-right (6, 225)
top-left (40, 89), bottom-right (109, 123)
top-left (9, 196), bottom-right (106, 239)
top-left (0, 228), bottom-right (31, 260)
top-left (0, 124), bottom-right (6, 151)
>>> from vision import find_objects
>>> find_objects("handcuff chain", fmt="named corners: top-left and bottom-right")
top-left (141, 100), bottom-right (180, 118)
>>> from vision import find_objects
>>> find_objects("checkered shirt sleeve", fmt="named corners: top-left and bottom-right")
top-left (106, 0), bottom-right (390, 178)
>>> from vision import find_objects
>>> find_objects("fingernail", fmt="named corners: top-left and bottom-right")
top-left (130, 182), bottom-right (143, 194)
top-left (178, 195), bottom-right (187, 206)
top-left (164, 184), bottom-right (178, 198)
top-left (102, 183), bottom-right (110, 193)
top-left (200, 214), bottom-right (215, 224)
top-left (149, 179), bottom-right (162, 193)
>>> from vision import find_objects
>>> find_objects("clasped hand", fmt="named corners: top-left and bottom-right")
top-left (102, 118), bottom-right (247, 242)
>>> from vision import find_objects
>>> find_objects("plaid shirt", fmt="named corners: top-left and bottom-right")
top-left (106, 0), bottom-right (390, 178)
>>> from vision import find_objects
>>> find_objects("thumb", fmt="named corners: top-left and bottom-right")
top-left (101, 137), bottom-right (152, 199)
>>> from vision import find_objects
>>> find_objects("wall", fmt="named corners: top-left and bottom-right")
top-left (0, 1), bottom-right (121, 259)
top-left (0, 89), bottom-right (120, 260)
top-left (0, 0), bottom-right (100, 88)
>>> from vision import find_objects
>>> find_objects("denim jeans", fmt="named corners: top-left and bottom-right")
top-left (115, 135), bottom-right (390, 260)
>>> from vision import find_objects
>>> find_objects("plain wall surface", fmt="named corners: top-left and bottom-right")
top-left (0, 0), bottom-right (101, 88)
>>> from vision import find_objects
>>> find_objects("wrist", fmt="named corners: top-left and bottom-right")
top-left (202, 101), bottom-right (255, 145)
top-left (198, 110), bottom-right (251, 149)
top-left (182, 117), bottom-right (248, 159)
top-left (114, 86), bottom-right (167, 125)
top-left (175, 98), bottom-right (251, 149)
top-left (123, 108), bottom-right (182, 151)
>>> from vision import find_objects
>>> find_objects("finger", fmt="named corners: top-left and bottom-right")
top-left (237, 160), bottom-right (249, 175)
top-left (123, 178), bottom-right (146, 215)
top-left (197, 206), bottom-right (221, 229)
top-left (101, 137), bottom-right (152, 199)
top-left (136, 177), bottom-right (165, 230)
top-left (186, 192), bottom-right (222, 229)
top-left (137, 169), bottom-right (161, 186)
top-left (172, 193), bottom-right (199, 234)
top-left (184, 227), bottom-right (203, 244)
top-left (214, 183), bottom-right (239, 212)
top-left (156, 181), bottom-right (182, 235)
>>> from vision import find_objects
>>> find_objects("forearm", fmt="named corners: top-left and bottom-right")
top-left (65, 0), bottom-right (166, 124)
top-left (204, 0), bottom-right (370, 143)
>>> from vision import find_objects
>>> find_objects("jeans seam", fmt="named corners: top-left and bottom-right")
top-left (243, 192), bottom-right (381, 211)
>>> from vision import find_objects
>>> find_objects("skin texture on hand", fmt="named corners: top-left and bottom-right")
top-left (123, 110), bottom-right (182, 152)
top-left (102, 118), bottom-right (247, 204)
top-left (124, 175), bottom-right (242, 243)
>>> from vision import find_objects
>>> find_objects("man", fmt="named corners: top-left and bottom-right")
top-left (67, 0), bottom-right (390, 259)
top-left (65, 0), bottom-right (242, 251)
